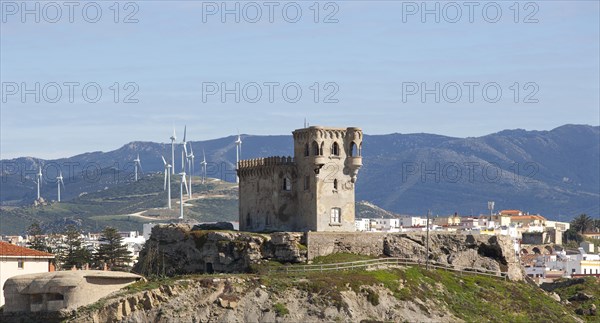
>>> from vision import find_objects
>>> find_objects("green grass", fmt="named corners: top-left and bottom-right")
top-left (273, 302), bottom-right (289, 317)
top-left (259, 267), bottom-right (577, 322)
top-left (550, 277), bottom-right (600, 322)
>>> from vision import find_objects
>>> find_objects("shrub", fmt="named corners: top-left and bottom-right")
top-left (273, 302), bottom-right (289, 317)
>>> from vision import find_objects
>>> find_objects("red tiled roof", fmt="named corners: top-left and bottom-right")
top-left (0, 241), bottom-right (54, 257)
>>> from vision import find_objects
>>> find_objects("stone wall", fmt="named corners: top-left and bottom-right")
top-left (306, 232), bottom-right (386, 259)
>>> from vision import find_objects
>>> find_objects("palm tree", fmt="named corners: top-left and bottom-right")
top-left (571, 214), bottom-right (593, 234)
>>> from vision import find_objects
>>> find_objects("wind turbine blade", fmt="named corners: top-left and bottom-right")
top-left (182, 176), bottom-right (189, 195)
top-left (162, 156), bottom-right (167, 166)
top-left (183, 125), bottom-right (187, 143)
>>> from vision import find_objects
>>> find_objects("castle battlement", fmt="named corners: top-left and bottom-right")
top-left (237, 156), bottom-right (295, 170)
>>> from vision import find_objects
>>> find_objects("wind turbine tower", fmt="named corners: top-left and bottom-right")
top-left (56, 172), bottom-right (64, 202)
top-left (179, 150), bottom-right (189, 220)
top-left (133, 154), bottom-right (142, 181)
top-left (188, 143), bottom-right (195, 199)
top-left (170, 128), bottom-right (177, 175)
top-left (36, 167), bottom-right (42, 200)
top-left (201, 149), bottom-right (207, 184)
top-left (235, 132), bottom-right (242, 184)
top-left (181, 125), bottom-right (187, 175)
top-left (162, 156), bottom-right (172, 209)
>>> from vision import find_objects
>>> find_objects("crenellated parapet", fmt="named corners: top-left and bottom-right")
top-left (237, 156), bottom-right (295, 178)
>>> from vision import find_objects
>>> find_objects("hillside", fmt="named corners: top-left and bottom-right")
top-left (1, 124), bottom-right (598, 226)
top-left (0, 174), bottom-right (239, 235)
top-left (61, 264), bottom-right (588, 322)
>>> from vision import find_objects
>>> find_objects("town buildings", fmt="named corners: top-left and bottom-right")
top-left (0, 242), bottom-right (55, 307)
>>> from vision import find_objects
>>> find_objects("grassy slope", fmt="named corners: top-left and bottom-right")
top-left (259, 266), bottom-right (577, 322)
top-left (550, 277), bottom-right (600, 322)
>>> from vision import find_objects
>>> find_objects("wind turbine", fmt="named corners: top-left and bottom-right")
top-left (36, 167), bottom-right (42, 200)
top-left (235, 131), bottom-right (242, 184)
top-left (161, 156), bottom-right (172, 209)
top-left (179, 150), bottom-right (189, 220)
top-left (170, 128), bottom-right (177, 175)
top-left (187, 143), bottom-right (195, 199)
top-left (56, 171), bottom-right (65, 202)
top-left (133, 154), bottom-right (143, 181)
top-left (181, 125), bottom-right (188, 174)
top-left (201, 149), bottom-right (207, 184)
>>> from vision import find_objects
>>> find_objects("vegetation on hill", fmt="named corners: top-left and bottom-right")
top-left (0, 174), bottom-right (239, 235)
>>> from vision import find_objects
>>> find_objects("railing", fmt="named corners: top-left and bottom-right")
top-left (269, 257), bottom-right (509, 280)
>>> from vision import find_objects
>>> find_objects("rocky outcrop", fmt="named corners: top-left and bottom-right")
top-left (383, 233), bottom-right (523, 281)
top-left (134, 225), bottom-right (523, 281)
top-left (133, 224), bottom-right (307, 276)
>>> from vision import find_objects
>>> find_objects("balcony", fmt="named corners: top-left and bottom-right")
top-left (348, 156), bottom-right (362, 168)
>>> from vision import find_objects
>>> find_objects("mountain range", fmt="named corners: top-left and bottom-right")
top-left (1, 124), bottom-right (598, 231)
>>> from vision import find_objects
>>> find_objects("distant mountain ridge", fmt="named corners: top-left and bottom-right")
top-left (1, 124), bottom-right (598, 221)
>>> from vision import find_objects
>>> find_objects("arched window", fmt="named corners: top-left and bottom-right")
top-left (333, 179), bottom-right (338, 190)
top-left (332, 142), bottom-right (340, 156)
top-left (312, 141), bottom-right (320, 156)
top-left (350, 142), bottom-right (358, 157)
top-left (320, 142), bottom-right (324, 155)
top-left (359, 142), bottom-right (362, 156)
top-left (304, 143), bottom-right (309, 157)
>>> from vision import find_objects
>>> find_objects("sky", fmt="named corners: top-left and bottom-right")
top-left (1, 0), bottom-right (599, 159)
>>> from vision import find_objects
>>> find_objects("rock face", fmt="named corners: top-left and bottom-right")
top-left (383, 233), bottom-right (523, 280)
top-left (67, 277), bottom-right (460, 323)
top-left (134, 225), bottom-right (523, 281)
top-left (133, 224), bottom-right (307, 276)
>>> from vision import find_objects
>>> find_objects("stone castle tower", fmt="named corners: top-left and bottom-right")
top-left (238, 126), bottom-right (363, 232)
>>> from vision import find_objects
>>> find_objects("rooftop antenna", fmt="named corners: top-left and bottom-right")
top-left (170, 127), bottom-right (177, 175)
top-left (56, 171), bottom-right (64, 202)
top-left (487, 201), bottom-right (495, 220)
top-left (161, 156), bottom-right (172, 209)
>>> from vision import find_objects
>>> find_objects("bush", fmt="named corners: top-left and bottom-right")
top-left (364, 288), bottom-right (380, 306)
top-left (273, 302), bottom-right (289, 317)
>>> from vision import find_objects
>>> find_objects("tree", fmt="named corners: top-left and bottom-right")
top-left (60, 225), bottom-right (91, 270)
top-left (26, 221), bottom-right (49, 252)
top-left (571, 214), bottom-right (594, 234)
top-left (93, 227), bottom-right (132, 271)
top-left (563, 228), bottom-right (583, 245)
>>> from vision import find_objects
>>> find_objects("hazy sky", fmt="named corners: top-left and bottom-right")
top-left (1, 1), bottom-right (599, 159)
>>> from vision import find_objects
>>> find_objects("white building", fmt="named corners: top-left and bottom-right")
top-left (0, 241), bottom-right (55, 307)
top-left (399, 216), bottom-right (426, 228)
top-left (355, 218), bottom-right (371, 232)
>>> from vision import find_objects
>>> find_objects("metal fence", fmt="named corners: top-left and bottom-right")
top-left (269, 257), bottom-right (508, 280)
